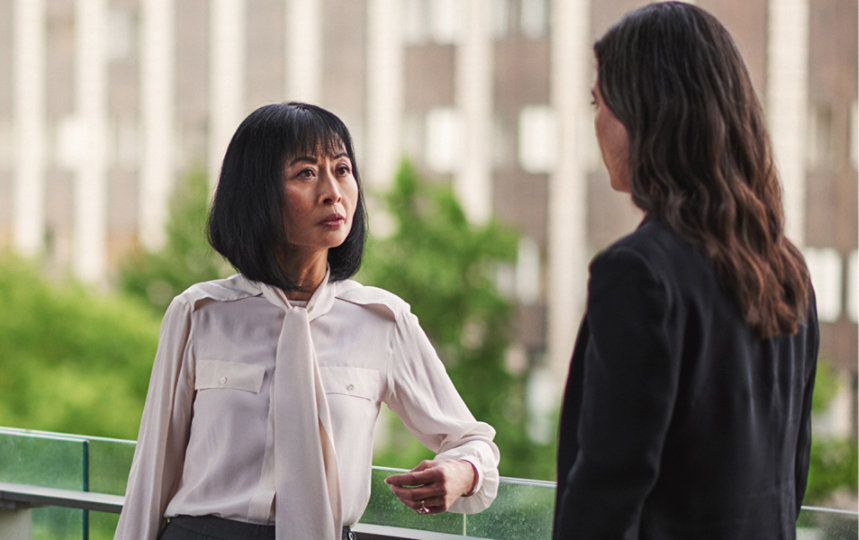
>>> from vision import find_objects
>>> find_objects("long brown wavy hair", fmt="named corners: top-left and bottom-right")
top-left (594, 2), bottom-right (810, 338)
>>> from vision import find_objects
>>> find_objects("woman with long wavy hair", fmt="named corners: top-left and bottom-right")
top-left (553, 3), bottom-right (819, 538)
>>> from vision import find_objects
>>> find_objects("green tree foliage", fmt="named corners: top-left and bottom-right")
top-left (806, 435), bottom-right (859, 504)
top-left (360, 160), bottom-right (557, 480)
top-left (4, 157), bottom-right (851, 507)
top-left (119, 169), bottom-right (228, 313)
top-left (804, 359), bottom-right (859, 505)
top-left (0, 256), bottom-right (160, 439)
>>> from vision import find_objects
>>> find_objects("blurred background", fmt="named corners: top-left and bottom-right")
top-left (0, 0), bottom-right (855, 511)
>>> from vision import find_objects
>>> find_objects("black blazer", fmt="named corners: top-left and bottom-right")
top-left (553, 218), bottom-right (819, 540)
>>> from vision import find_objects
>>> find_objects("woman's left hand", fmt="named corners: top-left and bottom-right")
top-left (384, 459), bottom-right (477, 515)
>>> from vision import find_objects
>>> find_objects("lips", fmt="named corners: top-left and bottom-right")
top-left (319, 212), bottom-right (346, 226)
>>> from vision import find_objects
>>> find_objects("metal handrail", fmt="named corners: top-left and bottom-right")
top-left (0, 481), bottom-right (123, 514)
top-left (0, 481), bottom-right (491, 540)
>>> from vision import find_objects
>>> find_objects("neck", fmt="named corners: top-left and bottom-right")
top-left (280, 249), bottom-right (328, 302)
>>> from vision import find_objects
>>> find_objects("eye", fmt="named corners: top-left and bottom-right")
top-left (336, 164), bottom-right (352, 176)
top-left (297, 168), bottom-right (315, 179)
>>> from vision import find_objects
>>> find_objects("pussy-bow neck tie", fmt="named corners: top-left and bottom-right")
top-left (260, 276), bottom-right (342, 540)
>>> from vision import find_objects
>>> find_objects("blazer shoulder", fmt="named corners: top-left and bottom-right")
top-left (611, 218), bottom-right (688, 253)
top-left (598, 219), bottom-right (702, 271)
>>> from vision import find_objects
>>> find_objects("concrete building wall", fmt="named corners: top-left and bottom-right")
top-left (0, 0), bottom-right (855, 413)
top-left (804, 0), bottom-right (858, 379)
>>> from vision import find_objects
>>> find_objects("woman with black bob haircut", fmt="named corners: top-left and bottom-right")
top-left (553, 3), bottom-right (818, 539)
top-left (116, 102), bottom-right (499, 540)
top-left (208, 102), bottom-right (366, 290)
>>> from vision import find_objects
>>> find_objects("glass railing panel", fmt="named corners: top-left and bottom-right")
top-left (361, 466), bottom-right (467, 534)
top-left (464, 476), bottom-right (555, 539)
top-left (0, 428), bottom-right (856, 539)
top-left (361, 468), bottom-right (557, 539)
top-left (0, 427), bottom-right (87, 488)
top-left (86, 437), bottom-right (136, 496)
top-left (0, 428), bottom-right (135, 539)
top-left (797, 506), bottom-right (859, 539)
top-left (85, 437), bottom-right (136, 540)
top-left (0, 428), bottom-right (89, 540)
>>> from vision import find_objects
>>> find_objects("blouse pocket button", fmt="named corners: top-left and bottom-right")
top-left (219, 376), bottom-right (228, 385)
top-left (346, 384), bottom-right (355, 392)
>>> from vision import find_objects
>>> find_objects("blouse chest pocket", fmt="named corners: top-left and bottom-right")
top-left (195, 360), bottom-right (266, 393)
top-left (319, 366), bottom-right (385, 402)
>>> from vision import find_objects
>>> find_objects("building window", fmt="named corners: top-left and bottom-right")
top-left (425, 107), bottom-right (463, 173)
top-left (516, 236), bottom-right (540, 304)
top-left (807, 103), bottom-right (836, 170)
top-left (527, 368), bottom-right (557, 442)
top-left (111, 118), bottom-right (139, 170)
top-left (520, 0), bottom-right (548, 39)
top-left (402, 0), bottom-right (427, 45)
top-left (0, 121), bottom-right (13, 169)
top-left (403, 0), bottom-right (462, 45)
top-left (850, 100), bottom-right (857, 170)
top-left (492, 0), bottom-right (511, 39)
top-left (804, 246), bottom-right (842, 323)
top-left (491, 114), bottom-right (513, 169)
top-left (429, 0), bottom-right (462, 44)
top-left (56, 116), bottom-right (85, 171)
top-left (108, 6), bottom-right (135, 62)
top-left (847, 249), bottom-right (857, 323)
top-left (578, 112), bottom-right (602, 173)
top-left (518, 105), bottom-right (557, 173)
top-left (402, 112), bottom-right (424, 165)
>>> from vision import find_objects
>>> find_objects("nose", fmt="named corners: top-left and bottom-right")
top-left (318, 169), bottom-right (342, 205)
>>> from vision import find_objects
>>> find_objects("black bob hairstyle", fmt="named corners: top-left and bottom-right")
top-left (207, 102), bottom-right (367, 291)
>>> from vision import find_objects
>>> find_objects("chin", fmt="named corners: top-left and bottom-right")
top-left (609, 176), bottom-right (632, 193)
top-left (328, 234), bottom-right (350, 249)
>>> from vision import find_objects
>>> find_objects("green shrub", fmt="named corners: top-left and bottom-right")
top-left (0, 256), bottom-right (160, 439)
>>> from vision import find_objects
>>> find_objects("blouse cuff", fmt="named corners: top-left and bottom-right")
top-left (458, 458), bottom-right (482, 496)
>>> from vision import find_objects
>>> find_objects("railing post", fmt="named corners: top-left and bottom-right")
top-left (0, 507), bottom-right (32, 539)
top-left (82, 439), bottom-right (90, 540)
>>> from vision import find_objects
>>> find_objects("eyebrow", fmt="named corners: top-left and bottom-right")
top-left (288, 152), bottom-right (349, 166)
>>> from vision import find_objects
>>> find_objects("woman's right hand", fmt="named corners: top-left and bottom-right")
top-left (384, 459), bottom-right (477, 515)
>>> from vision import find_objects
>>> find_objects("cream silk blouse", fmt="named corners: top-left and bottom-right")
top-left (114, 273), bottom-right (500, 540)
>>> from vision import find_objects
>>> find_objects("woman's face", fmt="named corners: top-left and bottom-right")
top-left (282, 143), bottom-right (359, 257)
top-left (592, 82), bottom-right (631, 193)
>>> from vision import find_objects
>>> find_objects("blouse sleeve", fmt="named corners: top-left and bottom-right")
top-left (114, 296), bottom-right (196, 540)
top-left (384, 310), bottom-right (500, 514)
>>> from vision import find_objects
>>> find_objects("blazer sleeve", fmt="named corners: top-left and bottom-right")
top-left (114, 296), bottom-right (196, 540)
top-left (384, 310), bottom-right (500, 514)
top-left (555, 246), bottom-right (679, 538)
top-left (794, 293), bottom-right (820, 516)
